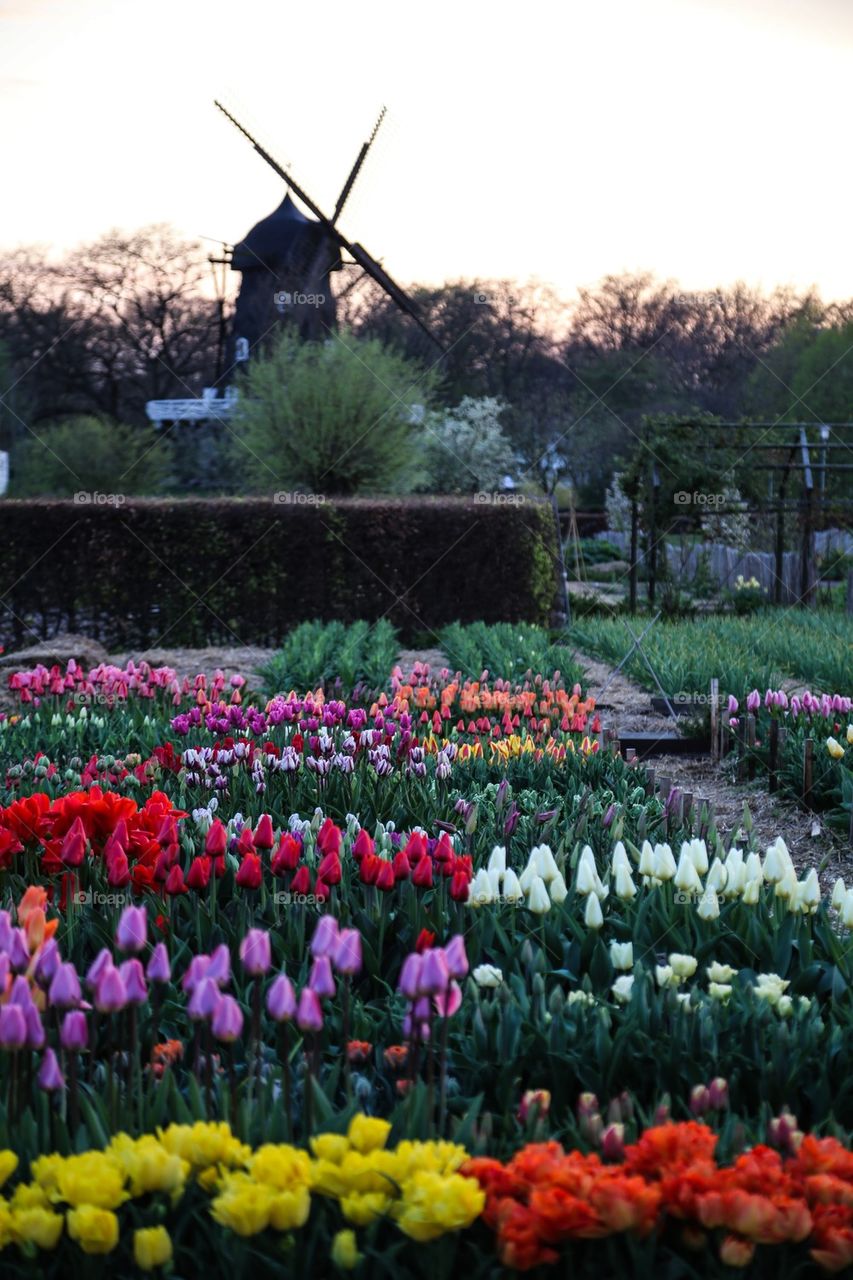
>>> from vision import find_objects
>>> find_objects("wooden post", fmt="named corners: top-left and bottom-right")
top-left (671, 790), bottom-right (684, 828)
top-left (803, 738), bottom-right (814, 808)
top-left (736, 717), bottom-right (747, 782)
top-left (629, 498), bottom-right (639, 615)
top-left (746, 713), bottom-right (757, 782)
top-left (709, 678), bottom-right (719, 763)
top-left (683, 792), bottom-right (693, 826)
top-left (768, 718), bottom-right (779, 793)
top-left (645, 767), bottom-right (656, 796)
top-left (846, 569), bottom-right (853, 616)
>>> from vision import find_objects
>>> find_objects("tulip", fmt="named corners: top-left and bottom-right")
top-left (60, 817), bottom-right (87, 868)
top-left (211, 994), bottom-right (244, 1043)
top-left (333, 928), bottom-right (362, 976)
top-left (253, 814), bottom-right (275, 850)
top-left (831, 878), bottom-right (847, 910)
top-left (549, 872), bottom-right (569, 904)
top-left (611, 975), bottom-right (634, 1004)
top-left (60, 1010), bottom-right (88, 1051)
top-left (637, 841), bottom-right (656, 877)
top-left (164, 865), bottom-right (188, 896)
top-left (240, 929), bottom-right (272, 976)
top-left (708, 1077), bottom-right (729, 1109)
top-left (188, 977), bottom-right (220, 1021)
top-left (674, 852), bottom-right (702, 893)
top-left (290, 865), bottom-right (311, 896)
top-left (267, 973), bottom-right (297, 1022)
top-left (576, 847), bottom-right (599, 895)
top-left (296, 987), bottom-right (324, 1032)
top-left (236, 853), bottom-right (262, 890)
top-left (271, 834), bottom-right (302, 875)
top-left (487, 846), bottom-right (506, 875)
top-left (527, 875), bottom-right (551, 916)
top-left (827, 736), bottom-right (845, 760)
top-left (746, 690), bottom-right (760, 713)
top-left (690, 1084), bottom-right (711, 1115)
top-left (205, 819), bottom-right (228, 856)
top-left (38, 1047), bottom-right (64, 1092)
top-left (601, 1122), bottom-right (625, 1160)
top-left (518, 1088), bottom-right (551, 1125)
top-left (374, 860), bottom-right (395, 892)
top-left (147, 943), bottom-right (171, 984)
top-left (444, 935), bottom-right (469, 981)
top-left (49, 962), bottom-right (81, 1009)
top-left (95, 966), bottom-right (128, 1014)
top-left (206, 944), bottom-right (231, 986)
top-left (609, 942), bottom-right (633, 971)
top-left (614, 863), bottom-right (636, 901)
top-left (115, 905), bottom-right (147, 954)
top-left (0, 1004), bottom-right (27, 1050)
top-left (34, 938), bottom-right (60, 986)
top-left (501, 868), bottom-right (524, 903)
top-left (107, 851), bottom-right (131, 888)
top-left (433, 980), bottom-right (462, 1018)
top-left (311, 916), bottom-right (339, 959)
top-left (697, 887), bottom-right (720, 920)
top-left (119, 959), bottom-right (148, 1005)
top-left (472, 964), bottom-right (502, 988)
top-left (418, 948), bottom-right (450, 995)
top-left (8, 928), bottom-right (29, 972)
top-left (86, 947), bottom-right (113, 990)
top-left (186, 857), bottom-right (212, 891)
top-left (309, 956), bottom-right (336, 999)
top-left (654, 844), bottom-right (677, 881)
top-left (412, 855), bottom-right (433, 888)
top-left (584, 892), bottom-right (604, 929)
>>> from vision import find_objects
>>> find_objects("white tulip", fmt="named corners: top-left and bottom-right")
top-left (674, 851), bottom-right (702, 893)
top-left (708, 982), bottom-right (732, 1001)
top-left (697, 887), bottom-right (720, 920)
top-left (775, 868), bottom-right (798, 902)
top-left (611, 975), bottom-right (634, 1004)
top-left (654, 844), bottom-right (677, 881)
top-left (655, 964), bottom-right (677, 988)
top-left (473, 964), bottom-right (503, 988)
top-left (801, 868), bottom-right (820, 911)
top-left (535, 844), bottom-right (560, 882)
top-left (831, 878), bottom-right (847, 910)
top-left (638, 841), bottom-right (656, 877)
top-left (527, 875), bottom-right (552, 915)
top-left (689, 839), bottom-right (709, 875)
top-left (584, 892), bottom-right (604, 929)
top-left (488, 846), bottom-right (506, 875)
top-left (744, 853), bottom-right (764, 885)
top-left (502, 868), bottom-right (525, 903)
top-left (706, 961), bottom-right (735, 983)
top-left (614, 863), bottom-right (637, 901)
top-left (706, 858), bottom-right (727, 893)
top-left (576, 847), bottom-right (599, 896)
top-left (777, 995), bottom-right (794, 1017)
top-left (549, 872), bottom-right (568, 905)
top-left (669, 953), bottom-right (698, 979)
top-left (754, 973), bottom-right (789, 1005)
top-left (611, 841), bottom-right (631, 876)
top-left (841, 888), bottom-right (853, 929)
top-left (467, 868), bottom-right (494, 906)
top-left (568, 989), bottom-right (595, 1007)
top-left (519, 861), bottom-right (537, 894)
top-left (742, 877), bottom-right (760, 905)
top-left (609, 941), bottom-right (634, 971)
top-left (488, 869), bottom-right (503, 899)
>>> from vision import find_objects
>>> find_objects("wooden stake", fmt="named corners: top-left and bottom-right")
top-left (746, 714), bottom-right (757, 782)
top-left (710, 678), bottom-right (719, 762)
top-left (768, 718), bottom-right (779, 793)
top-left (803, 738), bottom-right (814, 808)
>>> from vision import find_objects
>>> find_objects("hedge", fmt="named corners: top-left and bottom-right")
top-left (0, 497), bottom-right (562, 649)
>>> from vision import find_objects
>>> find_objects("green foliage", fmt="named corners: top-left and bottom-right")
top-left (439, 621), bottom-right (584, 686)
top-left (419, 397), bottom-right (517, 494)
top-left (8, 415), bottom-right (171, 497)
top-left (259, 620), bottom-right (400, 696)
top-left (233, 330), bottom-right (434, 495)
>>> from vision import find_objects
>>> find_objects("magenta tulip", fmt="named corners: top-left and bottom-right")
top-left (115, 905), bottom-right (147, 954)
top-left (60, 1010), bottom-right (88, 1051)
top-left (38, 1047), bottom-right (64, 1092)
top-left (147, 943), bottom-right (171, 984)
top-left (239, 929), bottom-right (272, 976)
top-left (333, 929), bottom-right (362, 977)
top-left (296, 987), bottom-right (323, 1032)
top-left (212, 995), bottom-right (244, 1043)
top-left (266, 973), bottom-right (297, 1022)
top-left (49, 963), bottom-right (81, 1010)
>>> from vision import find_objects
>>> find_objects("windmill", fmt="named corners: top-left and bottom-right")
top-left (215, 101), bottom-right (444, 371)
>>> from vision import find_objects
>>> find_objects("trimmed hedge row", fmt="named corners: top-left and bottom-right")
top-left (0, 497), bottom-right (562, 648)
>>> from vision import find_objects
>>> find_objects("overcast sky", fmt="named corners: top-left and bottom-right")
top-left (2, 0), bottom-right (852, 301)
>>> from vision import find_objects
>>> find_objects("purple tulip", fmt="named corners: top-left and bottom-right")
top-left (207, 944), bottom-right (231, 987)
top-left (310, 915), bottom-right (339, 959)
top-left (296, 987), bottom-right (323, 1032)
top-left (118, 959), bottom-right (148, 1006)
top-left (445, 935), bottom-right (469, 980)
top-left (333, 929), bottom-right (362, 976)
top-left (504, 804), bottom-right (521, 838)
top-left (34, 938), bottom-right (60, 985)
top-left (94, 966), bottom-right (128, 1014)
top-left (188, 977), bottom-right (220, 1021)
top-left (212, 994), bottom-right (244, 1043)
top-left (0, 1004), bottom-right (27, 1049)
top-left (8, 928), bottom-right (30, 972)
top-left (38, 1047), bottom-right (64, 1092)
top-left (8, 975), bottom-right (34, 1009)
top-left (0, 911), bottom-right (12, 952)
top-left (418, 948), bottom-right (450, 996)
top-left (239, 929), bottom-right (272, 976)
top-left (309, 956), bottom-right (336, 999)
top-left (746, 690), bottom-right (761, 713)
top-left (0, 956), bottom-right (9, 993)
top-left (60, 1010), bottom-right (88, 1051)
top-left (727, 695), bottom-right (738, 714)
top-left (147, 943), bottom-right (171, 984)
top-left (181, 954), bottom-right (210, 993)
top-left (86, 948), bottom-right (113, 990)
top-left (49, 963), bottom-right (82, 1010)
top-left (412, 995), bottom-right (431, 1020)
top-left (266, 973), bottom-right (297, 1022)
top-left (25, 1004), bottom-right (45, 1050)
top-left (398, 953), bottom-right (423, 999)
top-left (115, 905), bottom-right (147, 954)
top-left (790, 696), bottom-right (801, 717)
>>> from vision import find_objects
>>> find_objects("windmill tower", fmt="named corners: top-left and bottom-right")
top-left (215, 101), bottom-right (443, 373)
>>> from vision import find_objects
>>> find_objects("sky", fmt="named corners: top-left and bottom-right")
top-left (2, 0), bottom-right (853, 302)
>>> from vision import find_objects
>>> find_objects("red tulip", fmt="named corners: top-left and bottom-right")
top-left (205, 819), bottom-right (228, 857)
top-left (351, 829), bottom-right (374, 861)
top-left (450, 870), bottom-right (470, 901)
top-left (392, 850), bottom-right (411, 881)
top-left (253, 814), bottom-right (275, 850)
top-left (60, 818), bottom-right (87, 868)
top-left (271, 834), bottom-right (301, 875)
top-left (415, 929), bottom-right (435, 954)
top-left (359, 854), bottom-right (380, 885)
top-left (375, 860), bottom-right (395, 892)
top-left (314, 878), bottom-right (330, 903)
top-left (317, 850), bottom-right (342, 886)
top-left (107, 851), bottom-right (131, 888)
top-left (236, 853), bottom-right (262, 890)
top-left (236, 827), bottom-right (255, 857)
top-left (186, 857), bottom-right (212, 891)
top-left (412, 855), bottom-right (433, 888)
top-left (316, 817), bottom-right (342, 857)
top-left (433, 832), bottom-right (454, 863)
top-left (164, 865), bottom-right (188, 896)
top-left (405, 832), bottom-right (428, 864)
top-left (290, 865), bottom-right (311, 896)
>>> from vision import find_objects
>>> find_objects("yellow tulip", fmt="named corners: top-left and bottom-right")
top-left (133, 1226), bottom-right (173, 1271)
top-left (66, 1205), bottom-right (120, 1254)
top-left (331, 1228), bottom-right (362, 1270)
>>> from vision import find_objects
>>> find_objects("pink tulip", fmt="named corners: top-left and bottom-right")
top-left (266, 973), bottom-right (297, 1022)
top-left (398, 953), bottom-right (423, 999)
top-left (188, 977), bottom-right (220, 1021)
top-left (309, 956), bottom-right (336, 999)
top-left (115, 905), bottom-right (147, 954)
top-left (147, 943), bottom-right (171, 984)
top-left (333, 929), bottom-right (362, 976)
top-left (444, 935), bottom-right (469, 980)
top-left (212, 994), bottom-right (244, 1043)
top-left (95, 966), bottom-right (128, 1014)
top-left (49, 963), bottom-right (81, 1010)
top-left (118, 959), bottom-right (148, 1006)
top-left (240, 929), bottom-right (272, 976)
top-left (0, 1005), bottom-right (27, 1049)
top-left (60, 1010), bottom-right (88, 1051)
top-left (310, 915), bottom-right (339, 959)
top-left (38, 1047), bottom-right (64, 1092)
top-left (296, 987), bottom-right (323, 1032)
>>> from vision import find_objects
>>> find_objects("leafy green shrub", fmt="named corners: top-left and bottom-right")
top-left (9, 415), bottom-right (170, 497)
top-left (439, 621), bottom-right (584, 685)
top-left (259, 619), bottom-right (399, 695)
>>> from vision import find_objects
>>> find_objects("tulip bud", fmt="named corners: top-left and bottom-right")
top-left (689, 1084), bottom-right (711, 1116)
top-left (60, 1010), bottom-right (88, 1051)
top-left (240, 928), bottom-right (272, 976)
top-left (115, 905), bottom-right (147, 954)
top-left (38, 1047), bottom-right (64, 1092)
top-left (296, 987), bottom-right (324, 1032)
top-left (708, 1077), bottom-right (729, 1109)
top-left (267, 973), bottom-right (296, 1022)
top-left (601, 1123), bottom-right (624, 1160)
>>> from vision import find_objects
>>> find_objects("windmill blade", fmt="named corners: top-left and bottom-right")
top-left (332, 106), bottom-right (386, 225)
top-left (214, 100), bottom-right (445, 353)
